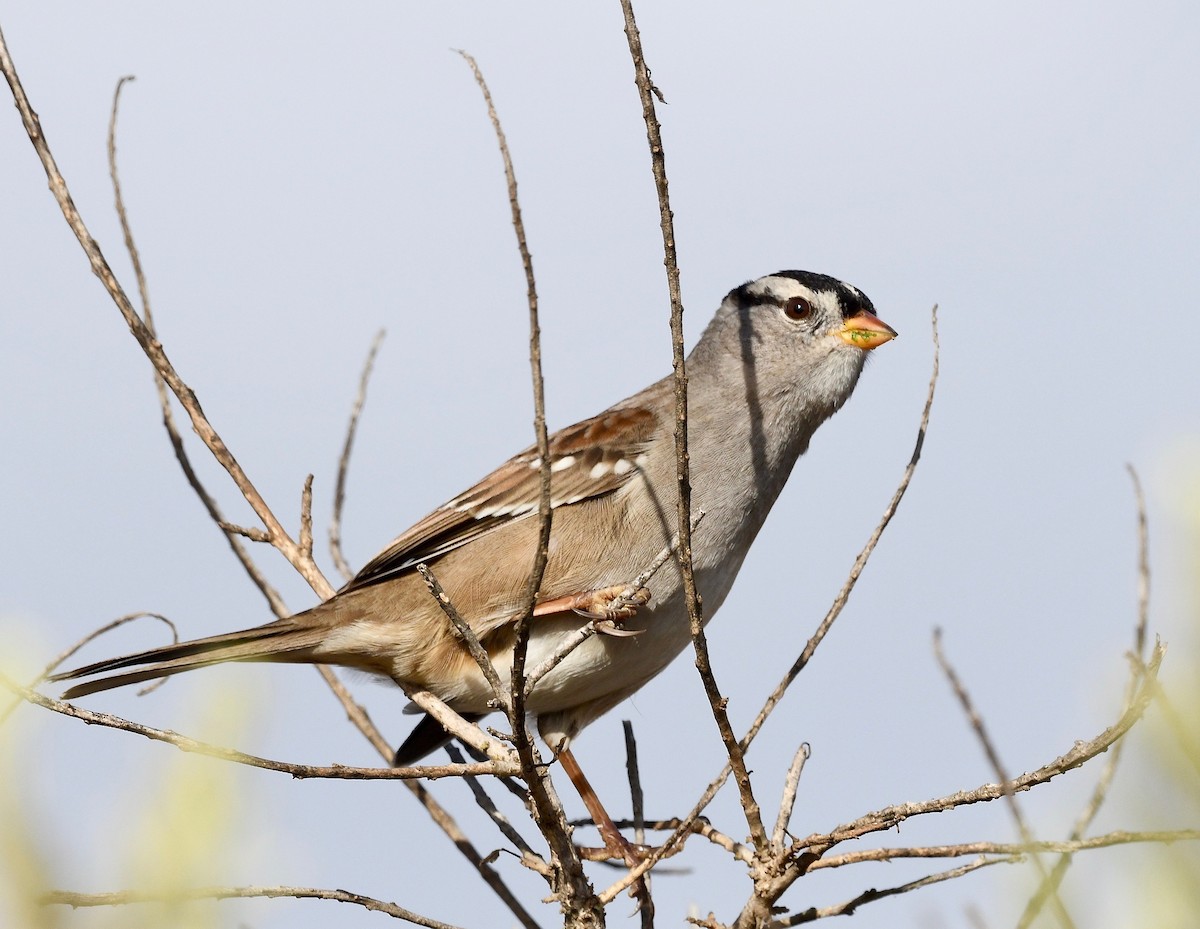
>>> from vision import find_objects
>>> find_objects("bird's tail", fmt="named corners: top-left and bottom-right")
top-left (50, 617), bottom-right (328, 700)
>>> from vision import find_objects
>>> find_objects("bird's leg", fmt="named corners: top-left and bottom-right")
top-left (533, 585), bottom-right (651, 621)
top-left (557, 745), bottom-right (651, 869)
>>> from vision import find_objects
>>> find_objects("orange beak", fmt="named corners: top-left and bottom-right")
top-left (837, 311), bottom-right (897, 350)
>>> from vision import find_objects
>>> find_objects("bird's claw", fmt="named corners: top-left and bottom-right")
top-left (570, 585), bottom-right (651, 621)
top-left (535, 585), bottom-right (651, 624)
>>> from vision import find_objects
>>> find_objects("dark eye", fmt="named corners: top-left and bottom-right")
top-left (784, 296), bottom-right (814, 321)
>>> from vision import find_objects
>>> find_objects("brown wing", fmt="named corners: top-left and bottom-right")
top-left (342, 406), bottom-right (660, 593)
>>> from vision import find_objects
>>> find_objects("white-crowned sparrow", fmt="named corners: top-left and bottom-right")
top-left (56, 270), bottom-right (895, 769)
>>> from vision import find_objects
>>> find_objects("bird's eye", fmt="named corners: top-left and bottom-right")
top-left (784, 296), bottom-right (814, 321)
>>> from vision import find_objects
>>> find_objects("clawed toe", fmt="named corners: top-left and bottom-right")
top-left (573, 584), bottom-right (651, 620)
top-left (533, 585), bottom-right (652, 621)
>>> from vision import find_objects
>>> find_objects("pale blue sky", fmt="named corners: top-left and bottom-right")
top-left (2, 2), bottom-right (1198, 927)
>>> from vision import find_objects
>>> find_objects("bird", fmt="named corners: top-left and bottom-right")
top-left (53, 270), bottom-right (895, 859)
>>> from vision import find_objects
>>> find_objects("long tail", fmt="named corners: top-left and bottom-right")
top-left (50, 618), bottom-right (328, 700)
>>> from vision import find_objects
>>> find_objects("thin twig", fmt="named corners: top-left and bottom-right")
top-left (809, 831), bottom-right (1200, 870)
top-left (931, 626), bottom-right (1074, 929)
top-left (778, 858), bottom-right (1012, 925)
top-left (619, 0), bottom-right (767, 856)
top-left (0, 612), bottom-right (178, 726)
top-left (790, 643), bottom-right (1165, 857)
top-left (623, 721), bottom-right (647, 848)
top-left (217, 521), bottom-right (272, 543)
top-left (612, 305), bottom-right (941, 896)
top-left (106, 75), bottom-right (289, 616)
top-left (0, 672), bottom-right (514, 779)
top-left (417, 563), bottom-right (509, 712)
top-left (623, 721), bottom-right (656, 927)
top-left (587, 817), bottom-right (752, 862)
top-left (330, 329), bottom-right (386, 582)
top-left (452, 51), bottom-right (549, 705)
top-left (1016, 465), bottom-right (1155, 928)
top-left (42, 885), bottom-right (462, 929)
top-left (771, 743), bottom-right (811, 850)
top-left (456, 49), bottom-right (592, 912)
top-left (299, 474), bottom-right (315, 561)
top-left (745, 305), bottom-right (940, 751)
top-left (443, 744), bottom-right (552, 875)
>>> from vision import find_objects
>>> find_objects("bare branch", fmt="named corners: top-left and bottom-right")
top-left (623, 721), bottom-right (656, 928)
top-left (106, 75), bottom-right (289, 616)
top-left (299, 474), bottom-right (315, 561)
top-left (108, 75), bottom-right (150, 318)
top-left (745, 305), bottom-right (940, 751)
top-left (443, 744), bottom-right (552, 876)
top-left (620, 0), bottom-right (767, 855)
top-left (623, 721), bottom-right (647, 848)
top-left (453, 50), bottom-right (549, 704)
top-left (771, 742), bottom-right (811, 850)
top-left (791, 643), bottom-right (1165, 858)
top-left (43, 885), bottom-right (464, 929)
top-left (1018, 467), bottom-right (1154, 927)
top-left (1, 612), bottom-right (178, 726)
top-left (330, 329), bottom-right (386, 582)
top-left (0, 673), bottom-right (515, 780)
top-left (455, 51), bottom-right (594, 915)
top-left (778, 858), bottom-right (1012, 926)
top-left (217, 521), bottom-right (273, 543)
top-left (584, 817), bottom-right (753, 863)
top-left (809, 831), bottom-right (1200, 870)
top-left (932, 627), bottom-right (1075, 929)
top-left (612, 305), bottom-right (942, 899)
top-left (417, 563), bottom-right (509, 712)
top-left (96, 67), bottom-right (539, 924)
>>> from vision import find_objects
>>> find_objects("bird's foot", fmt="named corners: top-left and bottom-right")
top-left (533, 585), bottom-right (651, 622)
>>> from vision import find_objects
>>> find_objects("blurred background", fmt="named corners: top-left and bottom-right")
top-left (2, 2), bottom-right (1198, 927)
